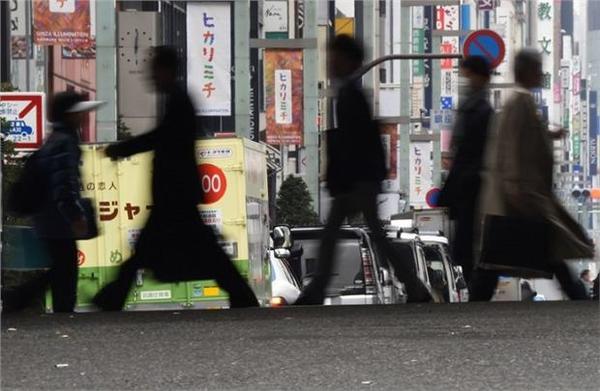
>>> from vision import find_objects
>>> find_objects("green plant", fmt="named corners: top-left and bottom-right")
top-left (1, 82), bottom-right (18, 92)
top-left (275, 175), bottom-right (319, 227)
top-left (117, 115), bottom-right (132, 140)
top-left (1, 138), bottom-right (29, 226)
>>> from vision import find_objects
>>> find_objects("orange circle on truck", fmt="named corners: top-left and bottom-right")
top-left (198, 164), bottom-right (227, 204)
top-left (77, 250), bottom-right (85, 266)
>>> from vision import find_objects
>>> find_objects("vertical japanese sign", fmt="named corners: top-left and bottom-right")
top-left (412, 7), bottom-right (424, 77)
top-left (274, 70), bottom-right (292, 125)
top-left (187, 2), bottom-right (232, 116)
top-left (381, 123), bottom-right (399, 182)
top-left (33, 0), bottom-right (91, 46)
top-left (410, 142), bottom-right (433, 208)
top-left (590, 91), bottom-right (598, 176)
top-left (423, 6), bottom-right (433, 114)
top-left (535, 0), bottom-right (554, 123)
top-left (265, 50), bottom-right (303, 145)
top-left (437, 5), bottom-right (458, 111)
top-left (249, 0), bottom-right (260, 142)
top-left (381, 123), bottom-right (400, 193)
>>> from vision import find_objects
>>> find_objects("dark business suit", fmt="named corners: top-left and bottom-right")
top-left (93, 85), bottom-right (258, 310)
top-left (296, 80), bottom-right (429, 305)
top-left (438, 89), bottom-right (493, 283)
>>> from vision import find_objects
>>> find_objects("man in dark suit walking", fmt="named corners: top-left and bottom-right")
top-left (438, 56), bottom-right (494, 284)
top-left (295, 35), bottom-right (430, 305)
top-left (93, 46), bottom-right (258, 310)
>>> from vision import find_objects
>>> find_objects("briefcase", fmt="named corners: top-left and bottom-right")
top-left (478, 214), bottom-right (554, 279)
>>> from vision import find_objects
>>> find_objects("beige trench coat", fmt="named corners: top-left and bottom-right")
top-left (478, 88), bottom-right (593, 263)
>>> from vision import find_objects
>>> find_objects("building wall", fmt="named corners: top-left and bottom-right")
top-left (51, 46), bottom-right (97, 142)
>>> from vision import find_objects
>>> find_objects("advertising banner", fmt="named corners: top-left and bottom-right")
top-left (10, 0), bottom-right (32, 59)
top-left (187, 2), bottom-right (232, 116)
top-left (410, 141), bottom-right (433, 208)
top-left (590, 91), bottom-right (598, 176)
top-left (265, 49), bottom-right (303, 145)
top-left (535, 0), bottom-right (555, 123)
top-left (33, 0), bottom-right (91, 47)
top-left (381, 123), bottom-right (399, 181)
top-left (263, 0), bottom-right (288, 33)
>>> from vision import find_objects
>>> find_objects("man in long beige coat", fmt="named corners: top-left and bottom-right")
top-left (473, 49), bottom-right (593, 301)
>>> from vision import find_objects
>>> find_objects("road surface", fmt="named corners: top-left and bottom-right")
top-left (2, 302), bottom-right (599, 390)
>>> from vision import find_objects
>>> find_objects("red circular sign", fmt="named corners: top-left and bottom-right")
top-left (198, 164), bottom-right (227, 204)
top-left (77, 250), bottom-right (86, 266)
top-left (463, 29), bottom-right (506, 70)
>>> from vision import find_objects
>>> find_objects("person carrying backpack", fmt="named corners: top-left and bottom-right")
top-left (2, 92), bottom-right (103, 313)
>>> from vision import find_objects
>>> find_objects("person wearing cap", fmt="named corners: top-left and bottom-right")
top-left (438, 56), bottom-right (494, 285)
top-left (2, 91), bottom-right (103, 313)
top-left (92, 46), bottom-right (259, 310)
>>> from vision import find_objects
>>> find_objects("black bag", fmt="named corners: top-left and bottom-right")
top-left (75, 198), bottom-right (99, 240)
top-left (7, 151), bottom-right (44, 216)
top-left (479, 214), bottom-right (554, 279)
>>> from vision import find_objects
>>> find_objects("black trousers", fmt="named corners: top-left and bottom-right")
top-left (451, 194), bottom-right (479, 283)
top-left (470, 262), bottom-right (590, 301)
top-left (93, 210), bottom-right (259, 310)
top-left (2, 238), bottom-right (78, 313)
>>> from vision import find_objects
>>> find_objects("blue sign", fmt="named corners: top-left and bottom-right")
top-left (441, 96), bottom-right (453, 110)
top-left (463, 29), bottom-right (505, 69)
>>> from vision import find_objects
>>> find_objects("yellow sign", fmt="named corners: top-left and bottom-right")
top-left (335, 17), bottom-right (354, 37)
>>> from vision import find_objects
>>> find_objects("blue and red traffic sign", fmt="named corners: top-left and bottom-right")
top-left (463, 29), bottom-right (505, 69)
top-left (426, 188), bottom-right (441, 208)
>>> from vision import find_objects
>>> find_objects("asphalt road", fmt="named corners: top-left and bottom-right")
top-left (1, 302), bottom-right (599, 391)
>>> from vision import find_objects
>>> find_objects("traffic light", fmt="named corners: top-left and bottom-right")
top-left (572, 188), bottom-right (594, 200)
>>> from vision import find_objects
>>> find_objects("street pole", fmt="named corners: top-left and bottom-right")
top-left (399, 5), bottom-right (411, 204)
top-left (234, 0), bottom-right (250, 138)
top-left (303, 0), bottom-right (319, 213)
top-left (96, 0), bottom-right (117, 142)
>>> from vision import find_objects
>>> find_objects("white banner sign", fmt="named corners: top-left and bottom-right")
top-left (187, 2), bottom-right (231, 116)
top-left (274, 69), bottom-right (292, 124)
top-left (263, 0), bottom-right (288, 33)
top-left (410, 141), bottom-right (433, 208)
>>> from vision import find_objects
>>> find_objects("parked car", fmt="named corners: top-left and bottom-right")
top-left (285, 226), bottom-right (407, 305)
top-left (386, 227), bottom-right (468, 303)
top-left (387, 237), bottom-right (442, 303)
top-left (268, 249), bottom-right (301, 307)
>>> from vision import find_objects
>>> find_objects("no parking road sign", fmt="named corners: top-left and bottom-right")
top-left (463, 29), bottom-right (505, 69)
top-left (0, 93), bottom-right (45, 150)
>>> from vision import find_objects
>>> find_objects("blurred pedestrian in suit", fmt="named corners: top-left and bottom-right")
top-left (438, 56), bottom-right (493, 283)
top-left (2, 92), bottom-right (102, 313)
top-left (295, 35), bottom-right (430, 305)
top-left (474, 49), bottom-right (593, 301)
top-left (92, 47), bottom-right (258, 310)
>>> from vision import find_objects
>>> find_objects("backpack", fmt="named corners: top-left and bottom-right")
top-left (7, 151), bottom-right (45, 216)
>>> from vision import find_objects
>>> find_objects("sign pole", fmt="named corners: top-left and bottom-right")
top-left (303, 0), bottom-right (319, 214)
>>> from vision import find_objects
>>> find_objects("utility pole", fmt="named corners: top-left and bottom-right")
top-left (96, 0), bottom-right (117, 142)
top-left (234, 0), bottom-right (251, 138)
top-left (303, 0), bottom-right (319, 213)
top-left (0, 0), bottom-right (9, 84)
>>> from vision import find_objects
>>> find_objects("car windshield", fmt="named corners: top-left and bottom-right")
top-left (390, 242), bottom-right (418, 275)
top-left (295, 238), bottom-right (364, 296)
top-left (424, 246), bottom-right (445, 272)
